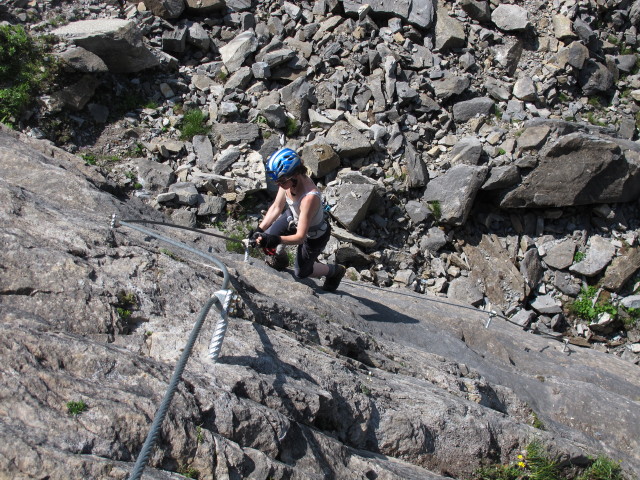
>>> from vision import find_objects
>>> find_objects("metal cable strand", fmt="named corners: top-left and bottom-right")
top-left (114, 219), bottom-right (231, 480)
top-left (128, 295), bottom-right (219, 480)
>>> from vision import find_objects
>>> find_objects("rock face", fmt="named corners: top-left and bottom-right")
top-left (1, 128), bottom-right (640, 479)
top-left (6, 0), bottom-right (640, 474)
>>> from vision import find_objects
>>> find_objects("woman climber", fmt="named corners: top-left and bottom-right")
top-left (248, 147), bottom-right (346, 292)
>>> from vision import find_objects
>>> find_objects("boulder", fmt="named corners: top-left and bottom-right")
top-left (53, 19), bottom-right (159, 73)
top-left (329, 182), bottom-right (376, 231)
top-left (491, 4), bottom-right (530, 32)
top-left (326, 121), bottom-right (373, 158)
top-left (501, 132), bottom-right (640, 208)
top-left (423, 164), bottom-right (488, 226)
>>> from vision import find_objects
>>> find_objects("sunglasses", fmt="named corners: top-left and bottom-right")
top-left (276, 176), bottom-right (294, 186)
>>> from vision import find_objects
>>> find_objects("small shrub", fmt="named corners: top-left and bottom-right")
top-left (578, 456), bottom-right (624, 480)
top-left (427, 200), bottom-right (442, 220)
top-left (0, 25), bottom-right (58, 124)
top-left (284, 116), bottom-right (298, 137)
top-left (177, 465), bottom-right (200, 479)
top-left (179, 109), bottom-right (210, 140)
top-left (81, 153), bottom-right (97, 166)
top-left (66, 400), bottom-right (88, 416)
top-left (474, 464), bottom-right (521, 480)
top-left (574, 251), bottom-right (586, 263)
top-left (570, 286), bottom-right (617, 322)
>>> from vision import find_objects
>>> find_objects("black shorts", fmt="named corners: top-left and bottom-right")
top-left (265, 210), bottom-right (331, 279)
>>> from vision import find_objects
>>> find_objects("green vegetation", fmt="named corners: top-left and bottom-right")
top-left (160, 248), bottom-right (183, 262)
top-left (359, 383), bottom-right (371, 396)
top-left (82, 153), bottom-right (97, 166)
top-left (0, 25), bottom-right (58, 125)
top-left (577, 456), bottom-right (624, 480)
top-left (115, 291), bottom-right (137, 321)
top-left (530, 411), bottom-right (545, 430)
top-left (586, 112), bottom-right (606, 127)
top-left (427, 200), bottom-right (442, 220)
top-left (472, 441), bottom-right (625, 480)
top-left (619, 306), bottom-right (640, 329)
top-left (497, 148), bottom-right (507, 156)
top-left (177, 465), bottom-right (200, 479)
top-left (253, 114), bottom-right (268, 125)
top-left (66, 400), bottom-right (88, 416)
top-left (574, 251), bottom-right (586, 263)
top-left (570, 286), bottom-right (617, 322)
top-left (179, 109), bottom-right (210, 140)
top-left (557, 92), bottom-right (570, 103)
top-left (285, 116), bottom-right (299, 137)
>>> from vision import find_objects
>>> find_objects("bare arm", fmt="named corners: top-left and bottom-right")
top-left (258, 187), bottom-right (287, 231)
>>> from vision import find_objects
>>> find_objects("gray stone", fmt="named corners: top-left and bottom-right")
top-left (329, 182), bottom-right (376, 231)
top-left (185, 0), bottom-right (224, 11)
top-left (516, 125), bottom-right (551, 152)
top-left (423, 164), bottom-right (488, 226)
top-left (187, 21), bottom-right (210, 51)
top-left (261, 104), bottom-right (287, 130)
top-left (219, 31), bottom-right (258, 73)
top-left (212, 123), bottom-right (260, 148)
top-left (162, 26), bottom-right (188, 53)
top-left (326, 121), bottom-right (373, 158)
top-left (404, 141), bottom-right (429, 188)
top-left (555, 41), bottom-right (590, 70)
top-left (520, 248), bottom-right (543, 289)
top-left (502, 131), bottom-right (640, 208)
top-left (542, 240), bottom-right (577, 270)
top-left (511, 309), bottom-right (537, 328)
top-left (492, 4), bottom-right (530, 32)
top-left (484, 77), bottom-right (512, 102)
top-left (452, 97), bottom-right (495, 123)
top-left (448, 137), bottom-right (483, 166)
top-left (530, 295), bottom-right (563, 315)
top-left (569, 236), bottom-right (616, 277)
top-left (491, 39), bottom-right (523, 76)
top-left (279, 77), bottom-right (314, 121)
top-left (193, 135), bottom-right (214, 171)
top-left (197, 195), bottom-right (226, 216)
top-left (225, 66), bottom-right (253, 91)
top-left (420, 226), bottom-right (448, 253)
top-left (579, 60), bottom-right (615, 96)
top-left (143, 0), bottom-right (185, 18)
top-left (447, 276), bottom-right (484, 306)
top-left (602, 247), bottom-right (640, 292)
top-left (212, 146), bottom-right (241, 175)
top-left (513, 76), bottom-right (537, 102)
top-left (460, 0), bottom-right (490, 22)
top-left (463, 234), bottom-right (528, 312)
top-left (50, 75), bottom-right (100, 111)
top-left (57, 46), bottom-right (108, 73)
top-left (621, 295), bottom-right (640, 309)
top-left (342, 0), bottom-right (435, 30)
top-left (301, 143), bottom-right (341, 178)
top-left (553, 14), bottom-right (575, 42)
top-left (405, 200), bottom-right (432, 224)
top-left (432, 74), bottom-right (471, 100)
top-left (137, 158), bottom-right (176, 190)
top-left (168, 182), bottom-right (199, 206)
top-left (435, 7), bottom-right (466, 52)
top-left (170, 208), bottom-right (197, 227)
top-left (481, 166), bottom-right (520, 191)
top-left (53, 19), bottom-right (159, 73)
top-left (87, 103), bottom-right (109, 123)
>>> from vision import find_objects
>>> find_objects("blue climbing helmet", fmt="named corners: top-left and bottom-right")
top-left (266, 148), bottom-right (301, 182)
